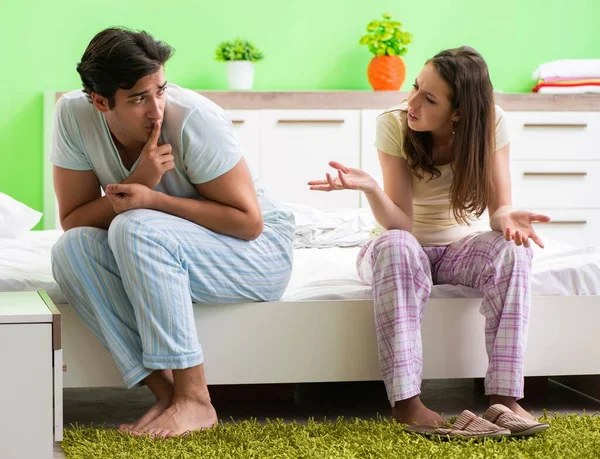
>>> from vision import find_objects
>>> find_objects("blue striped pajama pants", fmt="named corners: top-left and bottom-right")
top-left (51, 209), bottom-right (294, 388)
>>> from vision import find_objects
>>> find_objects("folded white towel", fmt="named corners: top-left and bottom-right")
top-left (532, 59), bottom-right (600, 80)
top-left (538, 85), bottom-right (600, 94)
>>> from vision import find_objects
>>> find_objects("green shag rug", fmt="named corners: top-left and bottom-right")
top-left (61, 414), bottom-right (600, 459)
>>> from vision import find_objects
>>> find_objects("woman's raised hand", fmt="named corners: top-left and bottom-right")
top-left (308, 161), bottom-right (377, 193)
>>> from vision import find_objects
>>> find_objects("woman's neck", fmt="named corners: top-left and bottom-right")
top-left (431, 124), bottom-right (454, 150)
top-left (426, 121), bottom-right (455, 166)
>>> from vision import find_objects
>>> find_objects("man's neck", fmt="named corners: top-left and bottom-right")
top-left (110, 131), bottom-right (144, 158)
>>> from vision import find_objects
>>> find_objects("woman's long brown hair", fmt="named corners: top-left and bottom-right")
top-left (402, 46), bottom-right (495, 225)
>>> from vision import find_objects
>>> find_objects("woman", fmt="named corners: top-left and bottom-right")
top-left (308, 46), bottom-right (550, 427)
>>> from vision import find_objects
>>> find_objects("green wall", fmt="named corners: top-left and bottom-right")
top-left (1, 0), bottom-right (598, 224)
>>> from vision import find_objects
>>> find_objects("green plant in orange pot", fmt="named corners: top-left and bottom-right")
top-left (359, 13), bottom-right (412, 91)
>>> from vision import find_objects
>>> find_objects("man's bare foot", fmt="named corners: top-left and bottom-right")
top-left (119, 370), bottom-right (175, 433)
top-left (489, 395), bottom-right (536, 420)
top-left (139, 394), bottom-right (218, 438)
top-left (119, 398), bottom-right (172, 433)
top-left (392, 395), bottom-right (445, 427)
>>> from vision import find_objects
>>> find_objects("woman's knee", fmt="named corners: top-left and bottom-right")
top-left (372, 230), bottom-right (421, 257)
top-left (369, 230), bottom-right (431, 303)
top-left (486, 232), bottom-right (534, 269)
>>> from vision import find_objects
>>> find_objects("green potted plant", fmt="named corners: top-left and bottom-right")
top-left (359, 13), bottom-right (412, 91)
top-left (215, 38), bottom-right (265, 90)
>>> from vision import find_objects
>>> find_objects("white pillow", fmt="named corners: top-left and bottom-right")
top-left (0, 192), bottom-right (43, 238)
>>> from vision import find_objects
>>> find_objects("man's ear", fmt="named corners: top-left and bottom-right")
top-left (91, 93), bottom-right (110, 113)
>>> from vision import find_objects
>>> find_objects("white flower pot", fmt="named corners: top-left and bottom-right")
top-left (227, 61), bottom-right (255, 90)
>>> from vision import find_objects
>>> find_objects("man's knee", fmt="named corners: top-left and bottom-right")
top-left (52, 227), bottom-right (101, 260)
top-left (107, 210), bottom-right (148, 251)
top-left (51, 227), bottom-right (105, 277)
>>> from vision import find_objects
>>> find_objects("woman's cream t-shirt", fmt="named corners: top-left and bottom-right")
top-left (371, 105), bottom-right (510, 246)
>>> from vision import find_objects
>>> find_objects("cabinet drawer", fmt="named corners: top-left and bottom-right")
top-left (511, 161), bottom-right (600, 209)
top-left (532, 209), bottom-right (600, 250)
top-left (506, 111), bottom-right (600, 161)
top-left (260, 110), bottom-right (361, 209)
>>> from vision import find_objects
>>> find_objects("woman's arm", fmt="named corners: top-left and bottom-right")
top-left (308, 153), bottom-right (414, 232)
top-left (487, 143), bottom-right (513, 228)
top-left (369, 151), bottom-right (414, 232)
top-left (487, 143), bottom-right (550, 247)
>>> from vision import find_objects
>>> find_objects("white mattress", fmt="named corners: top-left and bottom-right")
top-left (1, 230), bottom-right (600, 305)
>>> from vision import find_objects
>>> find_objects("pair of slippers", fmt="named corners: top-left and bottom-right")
top-left (407, 404), bottom-right (550, 439)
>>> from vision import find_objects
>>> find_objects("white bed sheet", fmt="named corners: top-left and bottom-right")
top-left (1, 230), bottom-right (599, 305)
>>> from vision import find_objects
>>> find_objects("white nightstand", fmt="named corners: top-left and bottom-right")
top-left (0, 291), bottom-right (62, 459)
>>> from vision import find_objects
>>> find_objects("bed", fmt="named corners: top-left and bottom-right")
top-left (21, 91), bottom-right (600, 388)
top-left (2, 221), bottom-right (600, 389)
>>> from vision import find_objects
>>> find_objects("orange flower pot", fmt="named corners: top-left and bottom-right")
top-left (367, 55), bottom-right (406, 91)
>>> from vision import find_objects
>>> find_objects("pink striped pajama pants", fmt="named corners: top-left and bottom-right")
top-left (357, 230), bottom-right (533, 406)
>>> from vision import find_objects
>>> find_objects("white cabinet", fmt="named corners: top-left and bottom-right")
top-left (360, 109), bottom-right (386, 208)
top-left (506, 111), bottom-right (600, 250)
top-left (260, 110), bottom-right (361, 209)
top-left (225, 110), bottom-right (261, 174)
top-left (0, 291), bottom-right (62, 459)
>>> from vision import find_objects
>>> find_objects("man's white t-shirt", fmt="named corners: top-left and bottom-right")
top-left (50, 84), bottom-right (291, 224)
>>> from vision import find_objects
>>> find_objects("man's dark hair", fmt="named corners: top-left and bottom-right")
top-left (76, 27), bottom-right (174, 108)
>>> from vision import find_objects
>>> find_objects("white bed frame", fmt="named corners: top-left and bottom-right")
top-left (58, 296), bottom-right (600, 388)
top-left (42, 91), bottom-right (600, 389)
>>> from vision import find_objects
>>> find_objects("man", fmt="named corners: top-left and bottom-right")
top-left (51, 27), bottom-right (295, 438)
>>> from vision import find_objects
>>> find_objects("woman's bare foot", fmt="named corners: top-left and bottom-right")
top-left (140, 394), bottom-right (218, 438)
top-left (489, 395), bottom-right (536, 420)
top-left (119, 370), bottom-right (175, 433)
top-left (392, 395), bottom-right (445, 427)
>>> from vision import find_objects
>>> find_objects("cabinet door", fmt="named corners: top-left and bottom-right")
top-left (260, 110), bottom-right (361, 209)
top-left (0, 324), bottom-right (53, 459)
top-left (360, 109), bottom-right (387, 208)
top-left (225, 110), bottom-right (261, 174)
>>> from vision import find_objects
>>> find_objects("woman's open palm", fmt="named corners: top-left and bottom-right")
top-left (308, 161), bottom-right (376, 193)
top-left (493, 209), bottom-right (551, 248)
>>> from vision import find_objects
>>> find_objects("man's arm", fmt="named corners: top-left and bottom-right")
top-left (55, 120), bottom-right (174, 231)
top-left (54, 167), bottom-right (146, 231)
top-left (106, 157), bottom-right (263, 241)
top-left (153, 158), bottom-right (263, 241)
